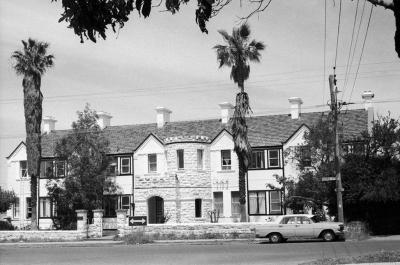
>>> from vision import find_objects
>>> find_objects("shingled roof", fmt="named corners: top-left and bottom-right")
top-left (41, 109), bottom-right (368, 157)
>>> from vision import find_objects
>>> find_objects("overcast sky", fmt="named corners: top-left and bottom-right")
top-left (1, 0), bottom-right (399, 186)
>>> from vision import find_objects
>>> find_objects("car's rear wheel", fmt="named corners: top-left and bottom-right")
top-left (269, 233), bottom-right (282, 243)
top-left (322, 230), bottom-right (335, 242)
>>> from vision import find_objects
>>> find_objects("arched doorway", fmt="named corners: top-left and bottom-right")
top-left (148, 196), bottom-right (164, 224)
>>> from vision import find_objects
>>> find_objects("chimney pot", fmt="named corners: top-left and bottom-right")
top-left (288, 97), bottom-right (303, 119)
top-left (42, 116), bottom-right (57, 134)
top-left (97, 111), bottom-right (112, 129)
top-left (219, 102), bottom-right (234, 124)
top-left (156, 107), bottom-right (172, 128)
top-left (362, 91), bottom-right (374, 110)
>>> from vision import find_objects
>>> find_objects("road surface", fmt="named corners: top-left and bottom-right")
top-left (1, 239), bottom-right (400, 265)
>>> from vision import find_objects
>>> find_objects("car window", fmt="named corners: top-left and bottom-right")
top-left (299, 216), bottom-right (312, 224)
top-left (280, 217), bottom-right (296, 224)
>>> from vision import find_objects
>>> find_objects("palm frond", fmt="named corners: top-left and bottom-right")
top-left (11, 38), bottom-right (54, 77)
top-left (239, 23), bottom-right (251, 40)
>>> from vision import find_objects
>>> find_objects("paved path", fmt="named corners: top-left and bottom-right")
top-left (1, 239), bottom-right (400, 265)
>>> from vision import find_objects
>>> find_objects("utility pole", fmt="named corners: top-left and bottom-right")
top-left (328, 74), bottom-right (344, 223)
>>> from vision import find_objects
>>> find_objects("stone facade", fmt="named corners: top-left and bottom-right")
top-left (134, 138), bottom-right (213, 223)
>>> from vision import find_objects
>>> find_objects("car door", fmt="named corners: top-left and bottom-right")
top-left (295, 216), bottom-right (315, 238)
top-left (278, 216), bottom-right (297, 238)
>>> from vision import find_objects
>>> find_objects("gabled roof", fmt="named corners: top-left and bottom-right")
top-left (6, 141), bottom-right (26, 159)
top-left (41, 109), bottom-right (368, 157)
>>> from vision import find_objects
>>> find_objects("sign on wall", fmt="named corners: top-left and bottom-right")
top-left (129, 216), bottom-right (147, 226)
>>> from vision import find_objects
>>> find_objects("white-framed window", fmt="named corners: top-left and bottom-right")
top-left (250, 150), bottom-right (265, 169)
top-left (26, 197), bottom-right (32, 219)
top-left (39, 197), bottom-right (54, 218)
top-left (221, 150), bottom-right (231, 170)
top-left (120, 195), bottom-right (130, 210)
top-left (267, 150), bottom-right (280, 168)
top-left (40, 160), bottom-right (54, 178)
top-left (195, 199), bottom-right (202, 218)
top-left (13, 198), bottom-right (20, 219)
top-left (120, 157), bottom-right (131, 174)
top-left (197, 149), bottom-right (204, 170)
top-left (231, 191), bottom-right (240, 217)
top-left (148, 154), bottom-right (157, 173)
top-left (108, 156), bottom-right (118, 175)
top-left (55, 160), bottom-right (66, 177)
top-left (249, 191), bottom-right (266, 215)
top-left (213, 192), bottom-right (223, 216)
top-left (297, 146), bottom-right (311, 167)
top-left (20, 161), bottom-right (27, 178)
top-left (177, 149), bottom-right (184, 169)
top-left (269, 190), bottom-right (282, 214)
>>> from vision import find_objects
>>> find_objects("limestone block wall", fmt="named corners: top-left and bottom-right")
top-left (0, 231), bottom-right (85, 242)
top-left (134, 140), bottom-right (213, 223)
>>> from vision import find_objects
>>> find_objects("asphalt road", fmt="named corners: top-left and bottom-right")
top-left (1, 239), bottom-right (400, 265)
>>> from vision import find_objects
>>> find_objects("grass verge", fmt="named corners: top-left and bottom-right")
top-left (300, 250), bottom-right (400, 265)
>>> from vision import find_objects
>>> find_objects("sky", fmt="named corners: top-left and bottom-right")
top-left (1, 0), bottom-right (399, 186)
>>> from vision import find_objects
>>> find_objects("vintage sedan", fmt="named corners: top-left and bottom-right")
top-left (255, 214), bottom-right (345, 243)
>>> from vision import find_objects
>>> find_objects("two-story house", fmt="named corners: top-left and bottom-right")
top-left (4, 92), bottom-right (373, 229)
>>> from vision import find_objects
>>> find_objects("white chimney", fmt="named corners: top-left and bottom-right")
top-left (362, 91), bottom-right (374, 110)
top-left (42, 116), bottom-right (57, 134)
top-left (156, 107), bottom-right (172, 128)
top-left (97, 111), bottom-right (112, 129)
top-left (288, 97), bottom-right (303, 119)
top-left (219, 102), bottom-right (234, 124)
top-left (362, 91), bottom-right (375, 134)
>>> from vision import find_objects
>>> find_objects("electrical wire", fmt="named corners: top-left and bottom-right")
top-left (333, 0), bottom-right (343, 77)
top-left (342, 0), bottom-right (360, 100)
top-left (348, 3), bottom-right (374, 103)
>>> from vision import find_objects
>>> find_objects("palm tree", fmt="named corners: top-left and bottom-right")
top-left (11, 38), bottom-right (54, 230)
top-left (214, 24), bottom-right (265, 222)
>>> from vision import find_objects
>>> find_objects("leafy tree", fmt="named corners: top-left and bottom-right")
top-left (11, 39), bottom-right (54, 230)
top-left (288, 113), bottom-right (400, 233)
top-left (214, 24), bottom-right (265, 222)
top-left (46, 105), bottom-right (119, 229)
top-left (50, 0), bottom-right (400, 58)
top-left (341, 115), bottom-right (400, 234)
top-left (283, 114), bottom-right (337, 217)
top-left (0, 187), bottom-right (17, 213)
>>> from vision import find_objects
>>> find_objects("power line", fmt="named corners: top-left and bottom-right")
top-left (342, 0), bottom-right (360, 100)
top-left (349, 3), bottom-right (374, 102)
top-left (333, 0), bottom-right (343, 77)
top-left (345, 0), bottom-right (367, 95)
top-left (323, 0), bottom-right (327, 105)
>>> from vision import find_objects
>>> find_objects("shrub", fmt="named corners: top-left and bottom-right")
top-left (0, 220), bottom-right (15, 230)
top-left (119, 230), bottom-right (154, 244)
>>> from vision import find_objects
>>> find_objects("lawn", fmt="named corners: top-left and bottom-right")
top-left (300, 250), bottom-right (400, 265)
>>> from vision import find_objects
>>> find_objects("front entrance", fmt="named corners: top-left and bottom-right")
top-left (148, 196), bottom-right (164, 224)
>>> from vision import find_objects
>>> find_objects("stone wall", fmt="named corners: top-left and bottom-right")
top-left (134, 141), bottom-right (213, 223)
top-left (119, 223), bottom-right (256, 239)
top-left (0, 231), bottom-right (85, 242)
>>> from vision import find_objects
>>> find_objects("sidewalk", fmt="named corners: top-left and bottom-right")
top-left (1, 234), bottom-right (399, 248)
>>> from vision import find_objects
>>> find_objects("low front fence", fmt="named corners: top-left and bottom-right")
top-left (0, 230), bottom-right (85, 242)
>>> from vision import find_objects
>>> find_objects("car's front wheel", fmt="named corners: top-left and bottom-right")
top-left (269, 233), bottom-right (282, 243)
top-left (322, 230), bottom-right (335, 242)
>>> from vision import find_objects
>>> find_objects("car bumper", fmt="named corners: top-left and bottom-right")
top-left (335, 231), bottom-right (346, 240)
